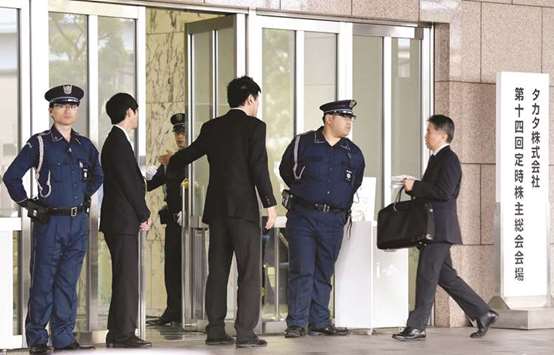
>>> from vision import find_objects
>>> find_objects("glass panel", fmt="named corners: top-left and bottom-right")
top-left (96, 16), bottom-right (137, 328)
top-left (49, 13), bottom-right (88, 136)
top-left (303, 32), bottom-right (336, 132)
top-left (0, 8), bottom-right (20, 218)
top-left (98, 17), bottom-right (136, 148)
top-left (262, 28), bottom-right (295, 217)
top-left (261, 28), bottom-right (295, 319)
top-left (216, 27), bottom-right (234, 117)
top-left (13, 231), bottom-right (21, 335)
top-left (261, 227), bottom-right (289, 320)
top-left (391, 38), bottom-right (421, 183)
top-left (391, 38), bottom-right (422, 310)
top-left (192, 31), bottom-right (211, 216)
top-left (353, 35), bottom-right (383, 220)
top-left (216, 26), bottom-right (239, 320)
top-left (49, 13), bottom-right (89, 331)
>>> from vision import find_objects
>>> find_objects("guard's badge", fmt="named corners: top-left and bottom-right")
top-left (63, 85), bottom-right (73, 95)
top-left (345, 169), bottom-right (353, 183)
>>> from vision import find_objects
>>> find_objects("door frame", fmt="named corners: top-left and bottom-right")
top-left (45, 0), bottom-right (147, 337)
top-left (183, 13), bottom-right (246, 329)
top-left (0, 0), bottom-right (30, 348)
top-left (247, 12), bottom-right (433, 325)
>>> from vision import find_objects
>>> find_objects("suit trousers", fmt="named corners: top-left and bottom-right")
top-left (205, 217), bottom-right (261, 340)
top-left (285, 207), bottom-right (345, 329)
top-left (105, 234), bottom-right (138, 340)
top-left (407, 242), bottom-right (490, 329)
top-left (162, 221), bottom-right (182, 320)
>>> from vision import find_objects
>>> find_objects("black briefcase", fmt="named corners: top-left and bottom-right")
top-left (377, 187), bottom-right (435, 249)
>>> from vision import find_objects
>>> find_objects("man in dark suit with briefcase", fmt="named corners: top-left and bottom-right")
top-left (393, 114), bottom-right (498, 341)
top-left (100, 93), bottom-right (152, 348)
top-left (167, 76), bottom-right (277, 348)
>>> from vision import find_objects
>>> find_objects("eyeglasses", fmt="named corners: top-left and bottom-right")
top-left (53, 103), bottom-right (79, 111)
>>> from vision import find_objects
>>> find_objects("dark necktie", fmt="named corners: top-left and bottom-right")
top-left (428, 154), bottom-right (436, 165)
top-left (422, 154), bottom-right (435, 180)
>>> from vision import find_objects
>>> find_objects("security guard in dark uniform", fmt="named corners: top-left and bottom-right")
top-left (279, 99), bottom-right (365, 338)
top-left (145, 113), bottom-right (188, 326)
top-left (2, 85), bottom-right (103, 354)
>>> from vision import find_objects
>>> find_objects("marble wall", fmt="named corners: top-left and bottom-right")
top-left (144, 8), bottom-right (220, 314)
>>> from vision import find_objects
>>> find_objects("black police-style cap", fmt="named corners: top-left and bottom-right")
top-left (170, 113), bottom-right (187, 133)
top-left (44, 84), bottom-right (84, 105)
top-left (319, 99), bottom-right (357, 117)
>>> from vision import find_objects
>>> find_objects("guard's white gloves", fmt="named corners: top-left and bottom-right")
top-left (144, 165), bottom-right (158, 181)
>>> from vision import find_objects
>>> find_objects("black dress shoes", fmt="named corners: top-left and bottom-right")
top-left (205, 334), bottom-right (235, 345)
top-left (29, 344), bottom-right (50, 354)
top-left (470, 310), bottom-right (498, 338)
top-left (235, 336), bottom-right (268, 348)
top-left (308, 324), bottom-right (350, 336)
top-left (392, 327), bottom-right (426, 341)
top-left (106, 334), bottom-right (152, 348)
top-left (146, 317), bottom-right (179, 326)
top-left (54, 341), bottom-right (95, 351)
top-left (284, 326), bottom-right (306, 338)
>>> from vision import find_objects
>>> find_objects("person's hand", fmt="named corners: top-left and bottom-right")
top-left (140, 218), bottom-right (152, 232)
top-left (144, 165), bottom-right (158, 180)
top-left (265, 206), bottom-right (277, 230)
top-left (17, 199), bottom-right (29, 209)
top-left (158, 150), bottom-right (173, 166)
top-left (403, 178), bottom-right (415, 192)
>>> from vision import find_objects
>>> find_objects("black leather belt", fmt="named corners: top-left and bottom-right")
top-left (48, 205), bottom-right (89, 217)
top-left (294, 196), bottom-right (346, 214)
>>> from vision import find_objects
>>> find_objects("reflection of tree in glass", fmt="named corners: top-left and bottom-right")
top-left (49, 13), bottom-right (88, 135)
top-left (99, 18), bottom-right (135, 92)
top-left (49, 13), bottom-right (87, 83)
top-left (98, 17), bottom-right (136, 148)
top-left (262, 30), bottom-right (295, 215)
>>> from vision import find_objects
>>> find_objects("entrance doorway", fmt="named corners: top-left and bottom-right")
top-left (0, 2), bottom-right (431, 349)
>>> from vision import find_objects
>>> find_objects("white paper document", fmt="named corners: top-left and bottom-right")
top-left (391, 175), bottom-right (418, 188)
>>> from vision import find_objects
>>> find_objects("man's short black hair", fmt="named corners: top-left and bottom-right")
top-left (106, 93), bottom-right (138, 124)
top-left (227, 76), bottom-right (261, 108)
top-left (428, 114), bottom-right (455, 143)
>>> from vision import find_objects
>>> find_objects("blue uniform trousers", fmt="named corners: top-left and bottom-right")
top-left (285, 206), bottom-right (345, 328)
top-left (25, 214), bottom-right (88, 348)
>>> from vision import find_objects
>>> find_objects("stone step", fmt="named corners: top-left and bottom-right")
top-left (492, 307), bottom-right (554, 330)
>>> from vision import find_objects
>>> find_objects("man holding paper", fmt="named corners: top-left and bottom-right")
top-left (393, 114), bottom-right (498, 341)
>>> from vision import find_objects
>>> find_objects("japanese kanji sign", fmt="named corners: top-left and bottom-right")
top-left (497, 72), bottom-right (549, 299)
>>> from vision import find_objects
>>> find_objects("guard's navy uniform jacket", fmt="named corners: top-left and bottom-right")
top-left (145, 113), bottom-right (188, 323)
top-left (2, 85), bottom-right (103, 349)
top-left (279, 100), bottom-right (365, 330)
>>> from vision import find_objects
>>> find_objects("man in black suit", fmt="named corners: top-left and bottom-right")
top-left (167, 76), bottom-right (277, 348)
top-left (393, 114), bottom-right (498, 341)
top-left (100, 93), bottom-right (152, 348)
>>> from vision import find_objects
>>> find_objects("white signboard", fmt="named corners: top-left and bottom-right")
top-left (351, 177), bottom-right (376, 222)
top-left (496, 72), bottom-right (549, 300)
top-left (335, 222), bottom-right (408, 329)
